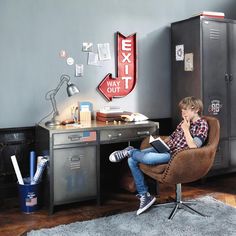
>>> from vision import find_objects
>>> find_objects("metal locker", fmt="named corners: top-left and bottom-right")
top-left (171, 16), bottom-right (236, 175)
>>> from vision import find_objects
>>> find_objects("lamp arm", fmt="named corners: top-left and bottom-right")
top-left (53, 74), bottom-right (70, 95)
top-left (50, 93), bottom-right (59, 118)
top-left (45, 74), bottom-right (71, 118)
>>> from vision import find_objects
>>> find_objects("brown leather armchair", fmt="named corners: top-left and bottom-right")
top-left (139, 116), bottom-right (220, 219)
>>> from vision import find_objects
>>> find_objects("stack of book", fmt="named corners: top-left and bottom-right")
top-left (195, 11), bottom-right (225, 19)
top-left (96, 111), bottom-right (132, 122)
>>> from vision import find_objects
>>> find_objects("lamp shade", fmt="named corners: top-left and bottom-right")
top-left (67, 82), bottom-right (80, 97)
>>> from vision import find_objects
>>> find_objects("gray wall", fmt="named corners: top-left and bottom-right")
top-left (0, 0), bottom-right (236, 128)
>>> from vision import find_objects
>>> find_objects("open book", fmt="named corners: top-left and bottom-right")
top-left (149, 135), bottom-right (170, 153)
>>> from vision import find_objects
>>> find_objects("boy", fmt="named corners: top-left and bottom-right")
top-left (109, 97), bottom-right (208, 215)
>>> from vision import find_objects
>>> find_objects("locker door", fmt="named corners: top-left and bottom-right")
top-left (202, 19), bottom-right (228, 139)
top-left (228, 22), bottom-right (236, 167)
top-left (228, 22), bottom-right (236, 137)
top-left (53, 145), bottom-right (97, 204)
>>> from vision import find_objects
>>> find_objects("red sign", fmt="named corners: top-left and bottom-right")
top-left (98, 32), bottom-right (137, 101)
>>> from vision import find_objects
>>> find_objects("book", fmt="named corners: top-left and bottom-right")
top-left (99, 106), bottom-right (123, 114)
top-left (149, 135), bottom-right (170, 153)
top-left (194, 11), bottom-right (225, 19)
top-left (96, 116), bottom-right (123, 122)
top-left (99, 109), bottom-right (124, 114)
top-left (96, 111), bottom-right (132, 118)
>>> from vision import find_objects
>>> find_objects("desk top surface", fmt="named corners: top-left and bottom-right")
top-left (38, 120), bottom-right (159, 133)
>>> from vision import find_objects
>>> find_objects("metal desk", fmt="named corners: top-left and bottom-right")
top-left (35, 120), bottom-right (159, 214)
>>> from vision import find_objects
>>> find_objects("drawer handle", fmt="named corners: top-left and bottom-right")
top-left (108, 133), bottom-right (122, 139)
top-left (137, 131), bottom-right (150, 136)
top-left (68, 135), bottom-right (82, 141)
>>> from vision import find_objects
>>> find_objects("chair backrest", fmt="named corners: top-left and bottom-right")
top-left (161, 116), bottom-right (220, 184)
top-left (203, 116), bottom-right (220, 151)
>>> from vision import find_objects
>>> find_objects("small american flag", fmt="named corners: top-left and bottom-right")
top-left (25, 197), bottom-right (37, 206)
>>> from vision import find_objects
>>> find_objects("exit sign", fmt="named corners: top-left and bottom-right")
top-left (98, 32), bottom-right (137, 101)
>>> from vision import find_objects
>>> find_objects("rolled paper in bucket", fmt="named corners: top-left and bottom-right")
top-left (37, 156), bottom-right (44, 165)
top-left (31, 158), bottom-right (48, 184)
top-left (11, 155), bottom-right (24, 185)
top-left (30, 151), bottom-right (36, 183)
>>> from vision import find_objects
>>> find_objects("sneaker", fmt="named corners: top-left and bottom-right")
top-left (109, 146), bottom-right (134, 162)
top-left (136, 192), bottom-right (156, 215)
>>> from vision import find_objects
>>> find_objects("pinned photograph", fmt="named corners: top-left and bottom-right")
top-left (82, 42), bottom-right (93, 52)
top-left (59, 49), bottom-right (67, 58)
top-left (67, 57), bottom-right (74, 66)
top-left (184, 53), bottom-right (194, 71)
top-left (97, 43), bottom-right (111, 61)
top-left (176, 45), bottom-right (184, 61)
top-left (75, 64), bottom-right (84, 77)
top-left (88, 52), bottom-right (101, 66)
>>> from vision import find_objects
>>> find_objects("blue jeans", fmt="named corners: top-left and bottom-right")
top-left (127, 147), bottom-right (171, 195)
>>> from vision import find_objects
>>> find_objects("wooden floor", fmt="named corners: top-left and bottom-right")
top-left (0, 172), bottom-right (236, 236)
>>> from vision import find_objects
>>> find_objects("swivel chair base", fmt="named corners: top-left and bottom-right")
top-left (153, 183), bottom-right (207, 220)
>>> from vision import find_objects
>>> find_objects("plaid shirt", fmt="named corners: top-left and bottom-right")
top-left (166, 118), bottom-right (209, 155)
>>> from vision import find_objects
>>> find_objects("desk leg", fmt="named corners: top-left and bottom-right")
top-left (97, 195), bottom-right (101, 206)
top-left (49, 204), bottom-right (54, 215)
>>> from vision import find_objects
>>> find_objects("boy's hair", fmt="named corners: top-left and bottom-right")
top-left (178, 96), bottom-right (203, 115)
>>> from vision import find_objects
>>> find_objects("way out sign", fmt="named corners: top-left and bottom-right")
top-left (98, 32), bottom-right (137, 101)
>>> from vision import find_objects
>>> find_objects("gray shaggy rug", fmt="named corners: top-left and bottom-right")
top-left (27, 196), bottom-right (236, 236)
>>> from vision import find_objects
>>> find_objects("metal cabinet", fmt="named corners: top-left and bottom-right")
top-left (53, 142), bottom-right (97, 205)
top-left (171, 16), bottom-right (236, 174)
top-left (36, 127), bottom-right (99, 214)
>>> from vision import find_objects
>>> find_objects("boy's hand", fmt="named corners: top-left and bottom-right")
top-left (181, 116), bottom-right (190, 132)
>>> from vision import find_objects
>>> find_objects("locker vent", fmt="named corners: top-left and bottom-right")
top-left (69, 155), bottom-right (82, 170)
top-left (213, 155), bottom-right (221, 166)
top-left (209, 29), bottom-right (220, 40)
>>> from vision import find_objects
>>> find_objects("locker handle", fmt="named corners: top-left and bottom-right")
top-left (225, 73), bottom-right (229, 82)
top-left (229, 74), bottom-right (233, 82)
top-left (70, 156), bottom-right (81, 161)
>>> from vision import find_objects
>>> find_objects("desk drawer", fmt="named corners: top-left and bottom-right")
top-left (53, 131), bottom-right (97, 145)
top-left (100, 127), bottom-right (154, 142)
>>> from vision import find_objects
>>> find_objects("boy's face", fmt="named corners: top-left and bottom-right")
top-left (181, 107), bottom-right (198, 121)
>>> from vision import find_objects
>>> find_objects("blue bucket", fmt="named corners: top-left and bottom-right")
top-left (18, 178), bottom-right (41, 214)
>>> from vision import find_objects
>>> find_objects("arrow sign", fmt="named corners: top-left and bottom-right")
top-left (98, 32), bottom-right (137, 101)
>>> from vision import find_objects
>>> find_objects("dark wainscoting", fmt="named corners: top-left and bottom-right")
top-left (0, 127), bottom-right (35, 202)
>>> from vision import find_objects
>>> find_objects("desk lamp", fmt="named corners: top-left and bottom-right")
top-left (45, 74), bottom-right (79, 127)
